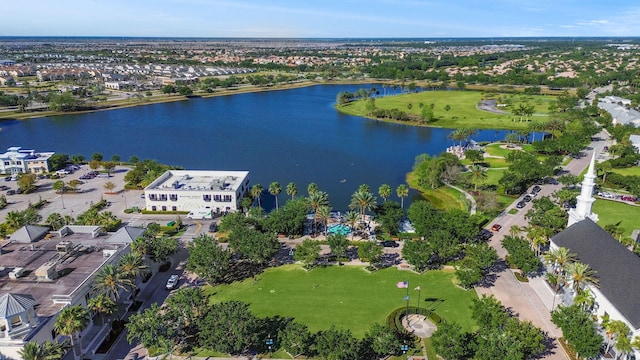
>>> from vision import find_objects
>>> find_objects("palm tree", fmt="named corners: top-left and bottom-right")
top-left (396, 184), bottom-right (409, 209)
top-left (118, 253), bottom-right (149, 287)
top-left (286, 182), bottom-right (297, 200)
top-left (306, 191), bottom-right (329, 236)
top-left (509, 225), bottom-right (523, 237)
top-left (268, 181), bottom-right (282, 210)
top-left (19, 340), bottom-right (66, 360)
top-left (468, 164), bottom-right (488, 191)
top-left (54, 305), bottom-right (89, 360)
top-left (250, 184), bottom-right (263, 208)
top-left (527, 120), bottom-right (542, 143)
top-left (564, 261), bottom-right (599, 293)
top-left (349, 189), bottom-right (376, 220)
top-left (544, 247), bottom-right (576, 276)
top-left (88, 294), bottom-right (117, 325)
top-left (46, 212), bottom-right (66, 231)
top-left (526, 226), bottom-right (547, 256)
top-left (53, 180), bottom-right (66, 208)
top-left (597, 161), bottom-right (612, 184)
top-left (316, 205), bottom-right (332, 236)
top-left (92, 264), bottom-right (134, 301)
top-left (307, 182), bottom-right (319, 196)
top-left (344, 210), bottom-right (360, 240)
top-left (378, 184), bottom-right (392, 202)
top-left (573, 288), bottom-right (595, 311)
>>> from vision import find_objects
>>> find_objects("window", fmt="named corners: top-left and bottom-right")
top-left (213, 194), bottom-right (222, 202)
top-left (152, 206), bottom-right (157, 211)
top-left (10, 316), bottom-right (22, 327)
top-left (203, 195), bottom-right (211, 202)
top-left (160, 194), bottom-right (167, 201)
top-left (149, 194), bottom-right (158, 201)
top-left (161, 206), bottom-right (167, 211)
top-left (3, 161), bottom-right (8, 166)
top-left (169, 194), bottom-right (178, 201)
top-left (223, 195), bottom-right (232, 202)
top-left (172, 206), bottom-right (177, 211)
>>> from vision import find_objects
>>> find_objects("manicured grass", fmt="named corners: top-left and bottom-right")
top-left (337, 90), bottom-right (552, 130)
top-left (593, 199), bottom-right (640, 240)
top-left (406, 172), bottom-right (467, 211)
top-left (611, 167), bottom-right (640, 177)
top-left (205, 264), bottom-right (478, 338)
top-left (480, 157), bottom-right (509, 168)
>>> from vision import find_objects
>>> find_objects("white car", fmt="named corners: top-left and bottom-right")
top-left (165, 274), bottom-right (179, 290)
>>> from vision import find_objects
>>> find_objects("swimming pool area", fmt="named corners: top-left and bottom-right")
top-left (327, 223), bottom-right (351, 235)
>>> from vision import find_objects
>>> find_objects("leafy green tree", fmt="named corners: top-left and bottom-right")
top-left (17, 173), bottom-right (37, 193)
top-left (431, 322), bottom-right (471, 360)
top-left (54, 305), bottom-right (89, 360)
top-left (401, 239), bottom-right (432, 271)
top-left (525, 196), bottom-right (567, 236)
top-left (501, 235), bottom-right (540, 274)
top-left (91, 152), bottom-right (103, 162)
top-left (327, 233), bottom-right (349, 261)
top-left (465, 149), bottom-right (484, 164)
top-left (0, 194), bottom-right (7, 209)
top-left (373, 201), bottom-right (403, 236)
top-left (315, 325), bottom-right (360, 360)
top-left (294, 238), bottom-right (321, 268)
top-left (365, 323), bottom-right (401, 358)
top-left (126, 303), bottom-right (172, 349)
top-left (163, 287), bottom-right (208, 344)
top-left (278, 321), bottom-right (313, 358)
top-left (263, 197), bottom-right (308, 237)
top-left (186, 233), bottom-right (231, 284)
top-left (197, 301), bottom-right (260, 354)
top-left (48, 153), bottom-right (70, 171)
top-left (148, 235), bottom-right (179, 263)
top-left (551, 305), bottom-right (603, 359)
top-left (228, 227), bottom-right (279, 264)
top-left (357, 241), bottom-right (383, 264)
top-left (268, 181), bottom-right (282, 209)
top-left (102, 161), bottom-right (116, 175)
top-left (471, 294), bottom-right (509, 331)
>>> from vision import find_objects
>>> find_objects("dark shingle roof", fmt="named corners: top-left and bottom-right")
top-left (552, 218), bottom-right (640, 329)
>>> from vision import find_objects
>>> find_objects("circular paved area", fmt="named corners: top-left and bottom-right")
top-left (402, 314), bottom-right (437, 338)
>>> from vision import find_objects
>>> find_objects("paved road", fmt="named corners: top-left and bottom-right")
top-left (477, 129), bottom-right (611, 360)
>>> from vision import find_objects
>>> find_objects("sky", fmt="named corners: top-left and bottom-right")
top-left (3, 0), bottom-right (640, 38)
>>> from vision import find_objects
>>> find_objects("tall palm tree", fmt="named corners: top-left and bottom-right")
top-left (396, 184), bottom-right (409, 209)
top-left (5, 210), bottom-right (25, 229)
top-left (564, 261), bottom-right (599, 293)
top-left (286, 182), bottom-right (297, 200)
top-left (344, 210), bottom-right (360, 240)
top-left (54, 305), bottom-right (89, 360)
top-left (509, 225), bottom-right (523, 237)
top-left (92, 264), bottom-right (134, 301)
top-left (526, 226), bottom-right (547, 256)
top-left (468, 164), bottom-right (488, 191)
top-left (118, 253), bottom-right (149, 286)
top-left (307, 182), bottom-right (319, 196)
top-left (306, 191), bottom-right (329, 236)
top-left (378, 184), bottom-right (392, 202)
top-left (250, 184), bottom-right (263, 208)
top-left (268, 181), bottom-right (282, 210)
top-left (316, 205), bottom-right (332, 236)
top-left (573, 288), bottom-right (595, 311)
top-left (349, 189), bottom-right (376, 220)
top-left (88, 294), bottom-right (117, 325)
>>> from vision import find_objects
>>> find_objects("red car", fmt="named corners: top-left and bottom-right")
top-left (491, 224), bottom-right (502, 232)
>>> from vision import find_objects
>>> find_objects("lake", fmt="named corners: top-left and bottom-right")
top-left (0, 84), bottom-right (509, 210)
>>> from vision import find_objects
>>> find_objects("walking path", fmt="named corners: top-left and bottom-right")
top-left (444, 182), bottom-right (477, 215)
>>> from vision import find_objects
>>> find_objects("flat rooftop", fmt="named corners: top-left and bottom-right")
top-left (146, 170), bottom-right (249, 192)
top-left (0, 232), bottom-right (127, 317)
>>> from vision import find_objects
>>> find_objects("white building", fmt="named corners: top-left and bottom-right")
top-left (597, 96), bottom-right (640, 127)
top-left (0, 226), bottom-right (143, 360)
top-left (0, 147), bottom-right (54, 175)
top-left (143, 170), bottom-right (250, 214)
top-left (630, 134), bottom-right (640, 152)
top-left (567, 153), bottom-right (598, 227)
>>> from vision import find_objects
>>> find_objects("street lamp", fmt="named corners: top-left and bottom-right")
top-left (266, 335), bottom-right (273, 353)
top-left (401, 344), bottom-right (409, 359)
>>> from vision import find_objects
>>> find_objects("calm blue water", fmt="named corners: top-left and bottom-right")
top-left (0, 85), bottom-right (509, 209)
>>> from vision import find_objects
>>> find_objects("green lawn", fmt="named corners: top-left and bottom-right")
top-left (593, 200), bottom-right (640, 240)
top-left (611, 167), bottom-right (640, 177)
top-left (205, 264), bottom-right (477, 338)
top-left (337, 90), bottom-right (553, 130)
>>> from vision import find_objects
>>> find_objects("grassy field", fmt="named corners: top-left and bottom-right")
top-left (611, 167), bottom-right (640, 177)
top-left (593, 199), bottom-right (640, 240)
top-left (337, 90), bottom-right (553, 130)
top-left (406, 172), bottom-right (467, 211)
top-left (205, 264), bottom-right (478, 338)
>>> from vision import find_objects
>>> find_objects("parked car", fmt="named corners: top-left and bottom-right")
top-left (166, 274), bottom-right (179, 290)
top-left (208, 222), bottom-right (218, 232)
top-left (380, 240), bottom-right (399, 248)
top-left (523, 195), bottom-right (532, 202)
top-left (6, 190), bottom-right (15, 195)
top-left (0, 185), bottom-right (8, 191)
top-left (476, 229), bottom-right (493, 241)
top-left (597, 192), bottom-right (614, 199)
top-left (4, 176), bottom-right (11, 182)
top-left (516, 201), bottom-right (526, 209)
top-left (621, 195), bottom-right (636, 202)
top-left (491, 224), bottom-right (502, 232)
top-left (532, 185), bottom-right (541, 193)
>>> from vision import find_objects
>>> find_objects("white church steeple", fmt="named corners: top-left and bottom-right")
top-left (568, 152), bottom-right (599, 226)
